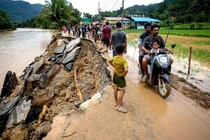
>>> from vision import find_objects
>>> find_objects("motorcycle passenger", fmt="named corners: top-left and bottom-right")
top-left (138, 22), bottom-right (151, 76)
top-left (141, 24), bottom-right (173, 82)
top-left (148, 39), bottom-right (161, 84)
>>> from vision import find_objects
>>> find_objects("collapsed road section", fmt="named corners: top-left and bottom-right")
top-left (0, 36), bottom-right (111, 140)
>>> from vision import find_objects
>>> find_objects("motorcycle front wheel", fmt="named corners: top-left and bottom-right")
top-left (158, 78), bottom-right (171, 98)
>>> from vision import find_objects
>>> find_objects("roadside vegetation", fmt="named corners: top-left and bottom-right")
top-left (125, 30), bottom-right (210, 67)
top-left (0, 9), bottom-right (15, 30)
top-left (124, 27), bottom-right (210, 38)
top-left (35, 0), bottom-right (80, 30)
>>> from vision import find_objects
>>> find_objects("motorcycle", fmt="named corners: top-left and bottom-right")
top-left (147, 44), bottom-right (175, 98)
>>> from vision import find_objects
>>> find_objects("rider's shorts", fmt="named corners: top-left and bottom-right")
top-left (143, 54), bottom-right (152, 61)
top-left (139, 50), bottom-right (145, 56)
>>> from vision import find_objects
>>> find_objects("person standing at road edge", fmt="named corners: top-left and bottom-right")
top-left (110, 22), bottom-right (127, 57)
top-left (102, 22), bottom-right (112, 52)
top-left (108, 43), bottom-right (128, 113)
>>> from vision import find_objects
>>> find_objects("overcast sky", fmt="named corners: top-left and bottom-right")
top-left (23, 0), bottom-right (163, 15)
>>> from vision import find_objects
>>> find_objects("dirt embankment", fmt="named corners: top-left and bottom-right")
top-left (0, 36), bottom-right (111, 140)
top-left (171, 74), bottom-right (210, 109)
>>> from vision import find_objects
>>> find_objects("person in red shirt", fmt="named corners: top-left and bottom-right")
top-left (90, 24), bottom-right (96, 38)
top-left (102, 22), bottom-right (112, 52)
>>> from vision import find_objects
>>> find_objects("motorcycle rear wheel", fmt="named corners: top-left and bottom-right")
top-left (158, 78), bottom-right (171, 98)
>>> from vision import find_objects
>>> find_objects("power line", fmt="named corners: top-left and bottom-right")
top-left (101, 1), bottom-right (111, 10)
top-left (101, 0), bottom-right (116, 11)
top-left (115, 3), bottom-right (122, 10)
top-left (110, 0), bottom-right (119, 11)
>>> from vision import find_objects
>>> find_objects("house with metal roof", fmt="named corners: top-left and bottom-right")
top-left (130, 17), bottom-right (161, 29)
top-left (103, 17), bottom-right (131, 29)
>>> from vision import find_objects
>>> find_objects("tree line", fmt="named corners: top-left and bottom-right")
top-left (1, 0), bottom-right (210, 30)
top-left (0, 9), bottom-right (15, 30)
top-left (99, 0), bottom-right (210, 23)
top-left (150, 0), bottom-right (210, 23)
top-left (0, 0), bottom-right (81, 30)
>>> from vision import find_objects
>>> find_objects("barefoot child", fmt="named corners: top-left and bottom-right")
top-left (108, 43), bottom-right (128, 113)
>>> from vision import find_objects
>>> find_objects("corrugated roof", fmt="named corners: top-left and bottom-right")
top-left (104, 17), bottom-right (130, 21)
top-left (131, 17), bottom-right (160, 22)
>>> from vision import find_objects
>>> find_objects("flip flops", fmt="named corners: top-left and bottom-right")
top-left (116, 107), bottom-right (128, 113)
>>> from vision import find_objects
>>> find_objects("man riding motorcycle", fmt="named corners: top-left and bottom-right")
top-left (141, 24), bottom-right (173, 82)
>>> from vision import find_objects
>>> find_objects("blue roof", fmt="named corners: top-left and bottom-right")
top-left (131, 17), bottom-right (160, 22)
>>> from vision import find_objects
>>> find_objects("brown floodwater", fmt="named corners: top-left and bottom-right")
top-left (0, 28), bottom-right (53, 90)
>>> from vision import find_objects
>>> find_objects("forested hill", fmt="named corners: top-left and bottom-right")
top-left (123, 0), bottom-right (210, 22)
top-left (0, 0), bottom-right (42, 21)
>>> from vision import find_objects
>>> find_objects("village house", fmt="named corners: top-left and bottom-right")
top-left (129, 17), bottom-right (160, 29)
top-left (103, 17), bottom-right (130, 29)
top-left (103, 16), bottom-right (160, 29)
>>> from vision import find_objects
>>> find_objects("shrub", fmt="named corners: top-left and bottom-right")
top-left (190, 24), bottom-right (195, 29)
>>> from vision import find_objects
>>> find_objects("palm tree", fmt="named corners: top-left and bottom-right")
top-left (36, 0), bottom-right (80, 30)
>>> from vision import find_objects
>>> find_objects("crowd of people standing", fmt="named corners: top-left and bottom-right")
top-left (62, 23), bottom-right (104, 40)
top-left (61, 21), bottom-right (171, 114)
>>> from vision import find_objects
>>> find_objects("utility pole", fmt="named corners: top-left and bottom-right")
top-left (121, 0), bottom-right (124, 29)
top-left (97, 2), bottom-right (102, 25)
top-left (98, 2), bottom-right (101, 14)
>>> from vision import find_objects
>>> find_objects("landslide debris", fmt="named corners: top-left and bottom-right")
top-left (0, 36), bottom-right (111, 140)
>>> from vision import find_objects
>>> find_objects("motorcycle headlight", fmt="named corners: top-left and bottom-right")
top-left (159, 57), bottom-right (167, 64)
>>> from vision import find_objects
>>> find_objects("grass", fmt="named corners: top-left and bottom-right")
top-left (166, 42), bottom-right (210, 65)
top-left (193, 40), bottom-right (210, 46)
top-left (172, 22), bottom-right (210, 30)
top-left (125, 30), bottom-right (210, 67)
top-left (128, 39), bottom-right (138, 48)
top-left (123, 29), bottom-right (210, 37)
top-left (159, 29), bottom-right (210, 37)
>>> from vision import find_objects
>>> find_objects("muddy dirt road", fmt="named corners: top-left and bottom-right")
top-left (44, 47), bottom-right (210, 140)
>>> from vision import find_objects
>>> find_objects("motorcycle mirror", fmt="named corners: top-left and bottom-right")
top-left (171, 44), bottom-right (176, 48)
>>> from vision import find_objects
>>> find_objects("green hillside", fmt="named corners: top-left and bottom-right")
top-left (99, 0), bottom-right (210, 23)
top-left (0, 0), bottom-right (42, 21)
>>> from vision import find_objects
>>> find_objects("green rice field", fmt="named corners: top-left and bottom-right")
top-left (125, 29), bottom-right (210, 67)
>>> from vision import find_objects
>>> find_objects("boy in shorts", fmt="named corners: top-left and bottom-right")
top-left (108, 43), bottom-right (128, 113)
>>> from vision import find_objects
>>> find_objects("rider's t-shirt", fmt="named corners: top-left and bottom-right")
top-left (138, 32), bottom-right (150, 45)
top-left (142, 36), bottom-right (165, 51)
